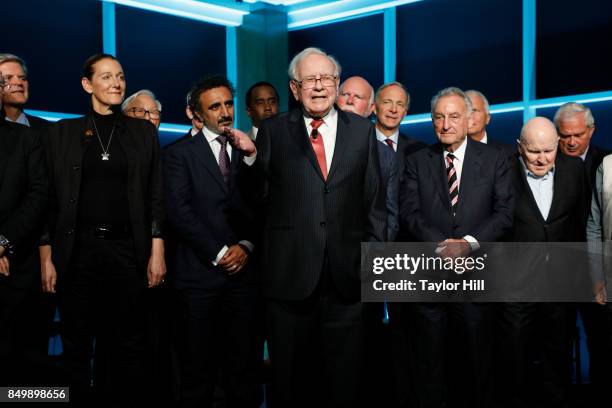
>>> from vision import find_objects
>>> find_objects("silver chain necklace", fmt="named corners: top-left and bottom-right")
top-left (91, 115), bottom-right (116, 161)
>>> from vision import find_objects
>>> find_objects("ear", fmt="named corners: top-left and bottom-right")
top-left (81, 77), bottom-right (93, 94)
top-left (185, 106), bottom-right (194, 121)
top-left (289, 80), bottom-right (300, 101)
top-left (587, 125), bottom-right (596, 140)
top-left (485, 113), bottom-right (491, 125)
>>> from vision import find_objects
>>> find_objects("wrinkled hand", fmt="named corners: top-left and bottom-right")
top-left (436, 238), bottom-right (471, 259)
top-left (147, 252), bottom-right (166, 288)
top-left (593, 281), bottom-right (607, 305)
top-left (0, 256), bottom-right (9, 276)
top-left (41, 259), bottom-right (57, 293)
top-left (218, 244), bottom-right (249, 275)
top-left (0, 245), bottom-right (5, 257)
top-left (223, 127), bottom-right (256, 157)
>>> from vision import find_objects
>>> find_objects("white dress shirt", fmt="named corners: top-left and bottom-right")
top-left (375, 128), bottom-right (399, 152)
top-left (520, 157), bottom-right (555, 220)
top-left (5, 112), bottom-right (30, 127)
top-left (303, 107), bottom-right (338, 173)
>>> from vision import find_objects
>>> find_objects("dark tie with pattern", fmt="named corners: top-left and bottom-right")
top-left (310, 118), bottom-right (328, 180)
top-left (384, 138), bottom-right (394, 151)
top-left (216, 134), bottom-right (230, 187)
top-left (446, 152), bottom-right (458, 214)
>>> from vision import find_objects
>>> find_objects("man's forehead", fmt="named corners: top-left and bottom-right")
top-left (297, 54), bottom-right (334, 74)
top-left (435, 96), bottom-right (465, 113)
top-left (134, 95), bottom-right (156, 106)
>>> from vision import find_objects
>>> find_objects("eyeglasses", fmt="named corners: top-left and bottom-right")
top-left (126, 107), bottom-right (161, 119)
top-left (294, 74), bottom-right (337, 90)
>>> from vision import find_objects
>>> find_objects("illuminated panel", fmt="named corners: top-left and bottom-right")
top-left (103, 0), bottom-right (247, 26)
top-left (288, 0), bottom-right (423, 30)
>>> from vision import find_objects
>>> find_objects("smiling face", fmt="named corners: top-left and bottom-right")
top-left (432, 94), bottom-right (469, 152)
top-left (198, 86), bottom-right (234, 135)
top-left (557, 112), bottom-right (594, 157)
top-left (0, 61), bottom-right (28, 107)
top-left (81, 58), bottom-right (125, 114)
top-left (289, 53), bottom-right (339, 118)
top-left (375, 84), bottom-right (408, 135)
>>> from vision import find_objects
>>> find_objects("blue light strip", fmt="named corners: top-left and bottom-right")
top-left (288, 0), bottom-right (423, 31)
top-left (528, 90), bottom-right (612, 110)
top-left (522, 0), bottom-right (536, 122)
top-left (102, 1), bottom-right (117, 55)
top-left (159, 123), bottom-right (192, 133)
top-left (103, 0), bottom-right (247, 27)
top-left (226, 26), bottom-right (240, 129)
top-left (383, 7), bottom-right (396, 83)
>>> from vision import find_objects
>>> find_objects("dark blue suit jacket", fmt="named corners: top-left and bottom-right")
top-left (379, 132), bottom-right (426, 241)
top-left (399, 137), bottom-right (514, 243)
top-left (164, 131), bottom-right (255, 289)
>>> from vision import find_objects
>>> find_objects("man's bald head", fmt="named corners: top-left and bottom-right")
top-left (337, 76), bottom-right (374, 117)
top-left (519, 117), bottom-right (559, 177)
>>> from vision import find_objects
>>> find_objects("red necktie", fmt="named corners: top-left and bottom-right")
top-left (384, 138), bottom-right (394, 151)
top-left (310, 119), bottom-right (327, 180)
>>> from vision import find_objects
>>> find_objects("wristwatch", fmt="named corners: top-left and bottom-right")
top-left (0, 235), bottom-right (13, 255)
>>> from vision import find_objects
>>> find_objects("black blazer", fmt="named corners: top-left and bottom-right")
top-left (253, 107), bottom-right (386, 301)
top-left (506, 153), bottom-right (586, 242)
top-left (382, 133), bottom-right (426, 241)
top-left (399, 137), bottom-right (514, 242)
top-left (164, 131), bottom-right (255, 289)
top-left (44, 113), bottom-right (163, 276)
top-left (25, 113), bottom-right (51, 130)
top-left (0, 119), bottom-right (48, 288)
top-left (487, 137), bottom-right (517, 162)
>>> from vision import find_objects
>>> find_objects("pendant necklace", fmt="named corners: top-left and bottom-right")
top-left (91, 115), bottom-right (116, 161)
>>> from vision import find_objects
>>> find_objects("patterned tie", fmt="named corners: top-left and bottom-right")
top-left (446, 153), bottom-right (459, 214)
top-left (310, 119), bottom-right (328, 180)
top-left (216, 134), bottom-right (231, 187)
top-left (384, 138), bottom-right (394, 151)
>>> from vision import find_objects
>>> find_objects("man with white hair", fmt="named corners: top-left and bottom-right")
top-left (337, 75), bottom-right (375, 118)
top-left (122, 89), bottom-right (162, 129)
top-left (466, 89), bottom-right (514, 159)
top-left (498, 117), bottom-right (586, 407)
top-left (251, 47), bottom-right (386, 407)
top-left (398, 86), bottom-right (514, 408)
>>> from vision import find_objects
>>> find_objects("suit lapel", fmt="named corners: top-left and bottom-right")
top-left (193, 131), bottom-right (227, 192)
top-left (456, 139), bottom-right (482, 218)
top-left (0, 123), bottom-right (12, 185)
top-left (428, 144), bottom-right (452, 212)
top-left (516, 160), bottom-right (547, 223)
top-left (114, 117), bottom-right (136, 186)
top-left (289, 109), bottom-right (325, 182)
top-left (327, 109), bottom-right (350, 182)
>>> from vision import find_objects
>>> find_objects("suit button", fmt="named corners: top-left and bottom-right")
top-left (324, 187), bottom-right (330, 194)
top-left (72, 164), bottom-right (80, 171)
top-left (69, 198), bottom-right (76, 204)
top-left (67, 229), bottom-right (74, 236)
top-left (320, 222), bottom-right (326, 227)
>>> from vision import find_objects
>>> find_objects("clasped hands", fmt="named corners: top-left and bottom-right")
top-left (435, 238), bottom-right (471, 259)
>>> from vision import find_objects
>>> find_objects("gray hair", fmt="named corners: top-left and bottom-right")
top-left (121, 89), bottom-right (162, 112)
top-left (465, 89), bottom-right (490, 115)
top-left (553, 102), bottom-right (595, 128)
top-left (375, 81), bottom-right (410, 110)
top-left (0, 53), bottom-right (28, 75)
top-left (288, 47), bottom-right (341, 81)
top-left (430, 86), bottom-right (472, 116)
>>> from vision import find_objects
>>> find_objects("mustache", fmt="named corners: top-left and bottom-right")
top-left (218, 116), bottom-right (232, 124)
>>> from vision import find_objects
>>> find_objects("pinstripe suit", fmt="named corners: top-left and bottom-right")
top-left (252, 106), bottom-right (386, 407)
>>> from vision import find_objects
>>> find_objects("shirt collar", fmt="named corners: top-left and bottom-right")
top-left (375, 127), bottom-right (399, 145)
top-left (202, 125), bottom-right (224, 143)
top-left (444, 136), bottom-right (468, 161)
top-left (303, 106), bottom-right (337, 127)
top-left (520, 156), bottom-right (555, 180)
top-left (481, 132), bottom-right (488, 144)
top-left (5, 111), bottom-right (29, 127)
top-left (580, 146), bottom-right (589, 161)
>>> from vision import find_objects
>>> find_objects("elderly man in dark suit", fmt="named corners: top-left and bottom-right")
top-left (399, 86), bottom-right (514, 408)
top-left (251, 47), bottom-right (386, 408)
top-left (0, 74), bottom-right (48, 385)
top-left (498, 117), bottom-right (586, 407)
top-left (164, 76), bottom-right (260, 408)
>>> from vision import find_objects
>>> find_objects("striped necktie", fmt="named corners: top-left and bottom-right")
top-left (446, 152), bottom-right (458, 214)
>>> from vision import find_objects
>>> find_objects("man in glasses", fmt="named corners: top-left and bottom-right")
top-left (249, 47), bottom-right (386, 407)
top-left (122, 89), bottom-right (162, 129)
